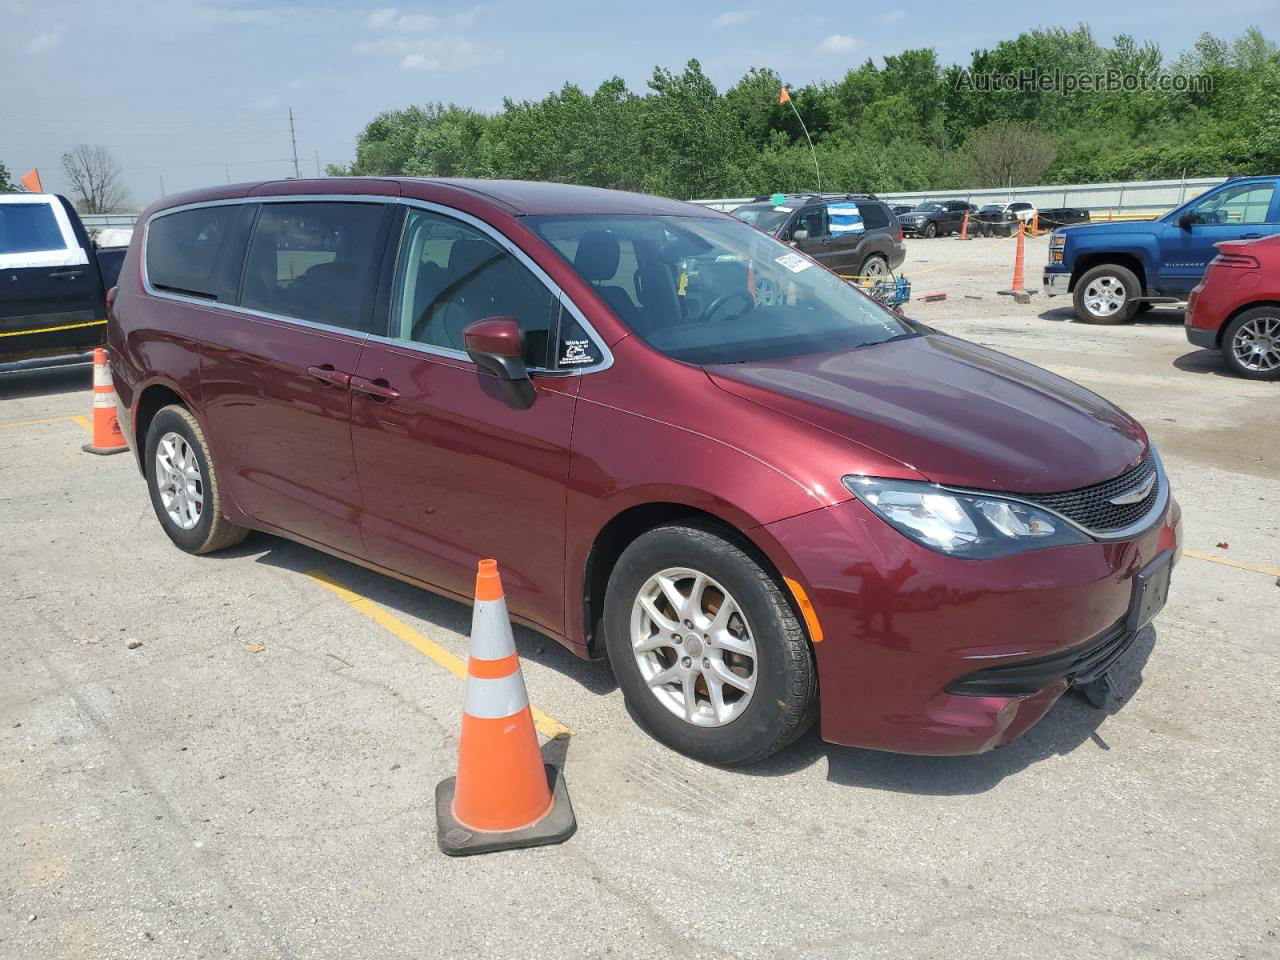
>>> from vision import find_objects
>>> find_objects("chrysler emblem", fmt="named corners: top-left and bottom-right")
top-left (1109, 474), bottom-right (1156, 506)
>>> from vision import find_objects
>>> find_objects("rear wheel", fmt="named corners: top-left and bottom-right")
top-left (1073, 264), bottom-right (1141, 325)
top-left (860, 254), bottom-right (889, 279)
top-left (603, 524), bottom-right (817, 765)
top-left (1222, 308), bottom-right (1280, 380)
top-left (145, 405), bottom-right (248, 554)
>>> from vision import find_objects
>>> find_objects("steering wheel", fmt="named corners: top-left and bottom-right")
top-left (702, 289), bottom-right (755, 323)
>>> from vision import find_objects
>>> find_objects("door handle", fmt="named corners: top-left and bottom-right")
top-left (350, 375), bottom-right (400, 402)
top-left (49, 270), bottom-right (84, 280)
top-left (306, 364), bottom-right (351, 388)
top-left (1241, 233), bottom-right (1264, 239)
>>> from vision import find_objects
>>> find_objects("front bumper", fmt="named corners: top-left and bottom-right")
top-left (763, 493), bottom-right (1182, 755)
top-left (1043, 269), bottom-right (1069, 296)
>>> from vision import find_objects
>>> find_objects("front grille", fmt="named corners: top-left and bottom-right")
top-left (1022, 451), bottom-right (1159, 535)
top-left (947, 620), bottom-right (1136, 697)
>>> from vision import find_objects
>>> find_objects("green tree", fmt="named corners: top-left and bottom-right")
top-left (0, 162), bottom-right (14, 192)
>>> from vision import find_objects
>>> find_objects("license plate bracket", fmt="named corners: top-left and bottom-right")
top-left (1126, 550), bottom-right (1174, 635)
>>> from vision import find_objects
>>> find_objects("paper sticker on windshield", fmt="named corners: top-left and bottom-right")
top-left (774, 252), bottom-right (812, 273)
top-left (560, 339), bottom-right (596, 365)
top-left (773, 205), bottom-right (792, 212)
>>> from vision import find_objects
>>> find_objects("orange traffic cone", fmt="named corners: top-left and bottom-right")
top-left (959, 211), bottom-right (970, 240)
top-left (1030, 211), bottom-right (1040, 237)
top-left (1010, 223), bottom-right (1026, 292)
top-left (435, 559), bottom-right (576, 856)
top-left (82, 348), bottom-right (128, 456)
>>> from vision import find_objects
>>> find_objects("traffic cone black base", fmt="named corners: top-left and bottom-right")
top-left (81, 442), bottom-right (128, 456)
top-left (435, 764), bottom-right (576, 857)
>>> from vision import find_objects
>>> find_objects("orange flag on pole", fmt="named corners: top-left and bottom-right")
top-left (778, 87), bottom-right (791, 105)
top-left (20, 169), bottom-right (43, 192)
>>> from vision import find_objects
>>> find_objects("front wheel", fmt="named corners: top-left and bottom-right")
top-left (603, 524), bottom-right (817, 765)
top-left (1222, 308), bottom-right (1280, 380)
top-left (923, 222), bottom-right (938, 239)
top-left (1073, 264), bottom-right (1141, 324)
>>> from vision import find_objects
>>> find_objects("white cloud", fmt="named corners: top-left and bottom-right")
top-left (358, 8), bottom-right (499, 71)
top-left (714, 10), bottom-right (752, 27)
top-left (817, 33), bottom-right (855, 54)
top-left (26, 28), bottom-right (62, 53)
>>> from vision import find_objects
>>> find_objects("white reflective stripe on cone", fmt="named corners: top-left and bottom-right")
top-left (93, 390), bottom-right (118, 409)
top-left (469, 597), bottom-right (518, 662)
top-left (93, 362), bottom-right (112, 387)
top-left (463, 671), bottom-right (530, 720)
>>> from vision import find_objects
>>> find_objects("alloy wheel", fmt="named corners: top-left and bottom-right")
top-left (1083, 275), bottom-right (1128, 318)
top-left (1232, 315), bottom-right (1280, 373)
top-left (155, 431), bottom-right (204, 530)
top-left (630, 567), bottom-right (757, 727)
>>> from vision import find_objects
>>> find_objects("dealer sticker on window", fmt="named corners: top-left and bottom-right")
top-left (560, 339), bottom-right (596, 365)
top-left (774, 252), bottom-right (812, 273)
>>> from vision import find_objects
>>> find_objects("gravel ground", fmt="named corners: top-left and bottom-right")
top-left (2, 233), bottom-right (1277, 960)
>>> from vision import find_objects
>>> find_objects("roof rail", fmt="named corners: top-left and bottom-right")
top-left (750, 191), bottom-right (881, 203)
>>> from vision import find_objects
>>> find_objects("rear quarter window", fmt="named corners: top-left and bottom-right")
top-left (859, 203), bottom-right (890, 229)
top-left (0, 202), bottom-right (66, 255)
top-left (146, 205), bottom-right (243, 301)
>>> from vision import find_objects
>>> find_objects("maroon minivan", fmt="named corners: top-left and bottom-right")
top-left (109, 178), bottom-right (1182, 764)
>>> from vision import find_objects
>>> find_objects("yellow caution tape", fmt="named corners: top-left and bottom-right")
top-left (0, 318), bottom-right (106, 339)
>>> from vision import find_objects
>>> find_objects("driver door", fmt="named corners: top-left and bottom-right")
top-left (1157, 181), bottom-right (1279, 292)
top-left (789, 206), bottom-right (832, 270)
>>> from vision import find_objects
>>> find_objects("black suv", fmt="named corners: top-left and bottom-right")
top-left (731, 193), bottom-right (906, 278)
top-left (896, 200), bottom-right (973, 238)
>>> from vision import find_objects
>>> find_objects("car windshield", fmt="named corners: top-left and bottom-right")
top-left (912, 203), bottom-right (941, 212)
top-left (730, 203), bottom-right (793, 234)
top-left (527, 214), bottom-right (915, 365)
top-left (979, 204), bottom-right (1004, 213)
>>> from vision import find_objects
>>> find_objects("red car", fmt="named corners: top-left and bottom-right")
top-left (109, 178), bottom-right (1182, 764)
top-left (1186, 235), bottom-right (1280, 380)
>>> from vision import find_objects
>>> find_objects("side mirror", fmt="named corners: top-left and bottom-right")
top-left (463, 316), bottom-right (535, 410)
top-left (1178, 212), bottom-right (1196, 230)
top-left (791, 229), bottom-right (810, 242)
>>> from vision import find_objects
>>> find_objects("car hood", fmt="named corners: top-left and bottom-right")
top-left (706, 333), bottom-right (1148, 494)
top-left (1059, 219), bottom-right (1161, 237)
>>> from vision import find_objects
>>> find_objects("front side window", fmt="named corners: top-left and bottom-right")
top-left (0, 202), bottom-right (65, 255)
top-left (792, 206), bottom-right (827, 238)
top-left (241, 202), bottom-right (384, 329)
top-left (528, 214), bottom-right (915, 366)
top-left (1190, 183), bottom-right (1276, 225)
top-left (146, 205), bottom-right (240, 301)
top-left (390, 209), bottom-right (557, 368)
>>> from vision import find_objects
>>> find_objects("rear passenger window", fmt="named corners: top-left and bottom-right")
top-left (0, 202), bottom-right (65, 254)
top-left (390, 208), bottom-right (557, 368)
top-left (859, 203), bottom-right (889, 229)
top-left (147, 206), bottom-right (240, 301)
top-left (241, 202), bottom-right (384, 330)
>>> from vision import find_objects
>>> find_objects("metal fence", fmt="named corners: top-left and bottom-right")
top-left (81, 213), bottom-right (140, 230)
top-left (692, 176), bottom-right (1228, 218)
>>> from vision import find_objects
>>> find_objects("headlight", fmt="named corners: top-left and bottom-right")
top-left (843, 475), bottom-right (1090, 558)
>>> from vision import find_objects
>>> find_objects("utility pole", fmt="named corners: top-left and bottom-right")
top-left (159, 175), bottom-right (166, 197)
top-left (314, 148), bottom-right (321, 178)
top-left (226, 163), bottom-right (231, 184)
top-left (288, 107), bottom-right (301, 179)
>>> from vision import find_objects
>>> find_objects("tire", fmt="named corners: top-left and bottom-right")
top-left (860, 254), bottom-right (889, 279)
top-left (1221, 307), bottom-right (1280, 381)
top-left (1073, 263), bottom-right (1142, 325)
top-left (603, 523), bottom-right (817, 765)
top-left (145, 404), bottom-right (248, 554)
top-left (923, 221), bottom-right (938, 239)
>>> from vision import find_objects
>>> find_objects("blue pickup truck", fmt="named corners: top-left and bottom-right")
top-left (1043, 176), bottom-right (1280, 324)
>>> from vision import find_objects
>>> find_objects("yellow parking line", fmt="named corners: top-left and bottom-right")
top-left (1183, 549), bottom-right (1280, 579)
top-left (305, 568), bottom-right (572, 739)
top-left (0, 414), bottom-right (90, 431)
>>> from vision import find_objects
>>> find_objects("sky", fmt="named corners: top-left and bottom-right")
top-left (3, 0), bottom-right (1276, 208)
